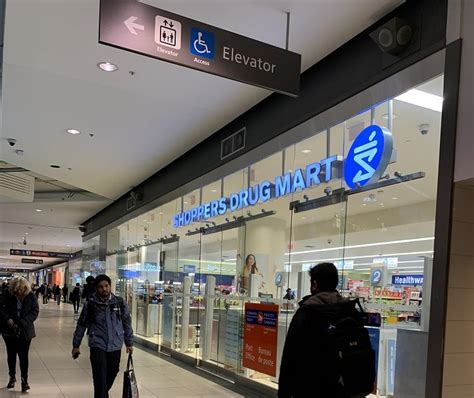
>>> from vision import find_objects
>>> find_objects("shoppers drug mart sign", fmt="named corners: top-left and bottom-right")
top-left (174, 125), bottom-right (393, 227)
top-left (392, 274), bottom-right (424, 286)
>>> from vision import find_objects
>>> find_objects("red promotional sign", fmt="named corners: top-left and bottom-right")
top-left (243, 303), bottom-right (279, 377)
top-left (374, 289), bottom-right (403, 299)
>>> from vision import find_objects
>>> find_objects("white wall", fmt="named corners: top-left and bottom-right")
top-left (443, 185), bottom-right (474, 397)
top-left (453, 0), bottom-right (474, 182)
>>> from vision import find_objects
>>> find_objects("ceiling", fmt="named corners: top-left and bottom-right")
top-left (0, 0), bottom-right (404, 264)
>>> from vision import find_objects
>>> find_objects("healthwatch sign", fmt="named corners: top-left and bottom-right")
top-left (173, 125), bottom-right (393, 228)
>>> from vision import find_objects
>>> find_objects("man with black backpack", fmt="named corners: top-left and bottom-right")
top-left (278, 263), bottom-right (375, 398)
top-left (72, 274), bottom-right (134, 398)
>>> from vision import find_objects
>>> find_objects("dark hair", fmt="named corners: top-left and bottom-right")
top-left (86, 275), bottom-right (95, 283)
top-left (245, 254), bottom-right (259, 274)
top-left (309, 263), bottom-right (339, 292)
top-left (245, 254), bottom-right (256, 265)
top-left (95, 274), bottom-right (111, 286)
top-left (75, 283), bottom-right (80, 287)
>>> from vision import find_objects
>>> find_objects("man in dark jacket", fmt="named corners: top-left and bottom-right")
top-left (72, 274), bottom-right (133, 398)
top-left (278, 263), bottom-right (363, 398)
top-left (81, 275), bottom-right (95, 301)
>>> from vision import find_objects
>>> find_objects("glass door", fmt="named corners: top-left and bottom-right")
top-left (160, 239), bottom-right (179, 352)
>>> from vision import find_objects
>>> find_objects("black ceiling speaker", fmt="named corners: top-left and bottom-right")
top-left (370, 17), bottom-right (413, 55)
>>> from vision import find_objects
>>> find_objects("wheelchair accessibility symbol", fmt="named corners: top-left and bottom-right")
top-left (190, 28), bottom-right (215, 60)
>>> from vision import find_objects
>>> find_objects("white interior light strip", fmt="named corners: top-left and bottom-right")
top-left (285, 250), bottom-right (433, 265)
top-left (286, 237), bottom-right (434, 256)
top-left (395, 89), bottom-right (443, 112)
top-left (353, 260), bottom-right (424, 267)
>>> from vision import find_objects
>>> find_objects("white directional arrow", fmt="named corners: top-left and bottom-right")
top-left (124, 16), bottom-right (144, 35)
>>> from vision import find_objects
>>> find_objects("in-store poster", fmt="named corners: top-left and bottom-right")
top-left (387, 339), bottom-right (397, 395)
top-left (162, 295), bottom-right (174, 347)
top-left (243, 303), bottom-right (279, 377)
top-left (367, 327), bottom-right (380, 373)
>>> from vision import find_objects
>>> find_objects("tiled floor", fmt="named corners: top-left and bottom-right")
top-left (0, 302), bottom-right (253, 398)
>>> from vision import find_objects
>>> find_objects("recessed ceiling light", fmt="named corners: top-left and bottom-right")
top-left (66, 245), bottom-right (71, 247)
top-left (159, 212), bottom-right (163, 215)
top-left (24, 232), bottom-right (29, 235)
top-left (50, 165), bottom-right (60, 169)
top-left (392, 197), bottom-right (399, 200)
top-left (66, 129), bottom-right (81, 135)
top-left (184, 201), bottom-right (188, 205)
top-left (98, 62), bottom-right (118, 72)
top-left (35, 209), bottom-right (42, 212)
top-left (211, 189), bottom-right (217, 193)
top-left (301, 149), bottom-right (312, 154)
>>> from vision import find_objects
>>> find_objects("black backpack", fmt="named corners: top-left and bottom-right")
top-left (321, 299), bottom-right (376, 397)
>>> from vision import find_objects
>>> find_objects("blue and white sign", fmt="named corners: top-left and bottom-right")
top-left (173, 155), bottom-right (341, 227)
top-left (367, 327), bottom-right (380, 374)
top-left (344, 125), bottom-right (393, 189)
top-left (392, 274), bottom-right (424, 286)
top-left (190, 28), bottom-right (215, 59)
top-left (173, 124), bottom-right (393, 228)
top-left (370, 268), bottom-right (383, 286)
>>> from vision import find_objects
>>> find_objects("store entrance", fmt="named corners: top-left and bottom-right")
top-left (287, 179), bottom-right (433, 397)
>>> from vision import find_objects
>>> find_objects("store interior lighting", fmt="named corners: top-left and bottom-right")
top-left (286, 237), bottom-right (434, 256)
top-left (285, 250), bottom-right (434, 265)
top-left (395, 89), bottom-right (443, 112)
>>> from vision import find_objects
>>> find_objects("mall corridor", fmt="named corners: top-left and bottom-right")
top-left (0, 303), bottom-right (250, 398)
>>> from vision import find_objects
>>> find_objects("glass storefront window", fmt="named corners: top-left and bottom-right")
top-left (104, 74), bottom-right (444, 396)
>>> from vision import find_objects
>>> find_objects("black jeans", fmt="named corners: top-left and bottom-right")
top-left (90, 348), bottom-right (121, 398)
top-left (72, 300), bottom-right (80, 313)
top-left (3, 334), bottom-right (32, 380)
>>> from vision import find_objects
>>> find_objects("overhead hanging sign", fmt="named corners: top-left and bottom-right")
top-left (10, 249), bottom-right (79, 259)
top-left (21, 258), bottom-right (44, 265)
top-left (99, 0), bottom-right (301, 96)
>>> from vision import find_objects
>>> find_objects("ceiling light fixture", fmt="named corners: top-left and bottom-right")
top-left (98, 62), bottom-right (118, 72)
top-left (301, 149), bottom-right (312, 154)
top-left (382, 113), bottom-right (398, 120)
top-left (395, 89), bottom-right (443, 112)
top-left (35, 209), bottom-right (42, 212)
top-left (66, 129), bottom-right (81, 135)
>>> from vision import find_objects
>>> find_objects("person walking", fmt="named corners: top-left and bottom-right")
top-left (53, 284), bottom-right (61, 305)
top-left (0, 277), bottom-right (39, 392)
top-left (278, 263), bottom-right (375, 398)
top-left (38, 283), bottom-right (47, 304)
top-left (62, 284), bottom-right (69, 303)
top-left (70, 283), bottom-right (81, 314)
top-left (72, 274), bottom-right (133, 398)
top-left (81, 275), bottom-right (95, 301)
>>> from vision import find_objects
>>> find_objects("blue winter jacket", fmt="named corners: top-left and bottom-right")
top-left (72, 292), bottom-right (133, 352)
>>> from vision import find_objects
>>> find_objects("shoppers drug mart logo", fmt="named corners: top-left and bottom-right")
top-left (173, 124), bottom-right (394, 228)
top-left (344, 124), bottom-right (393, 189)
